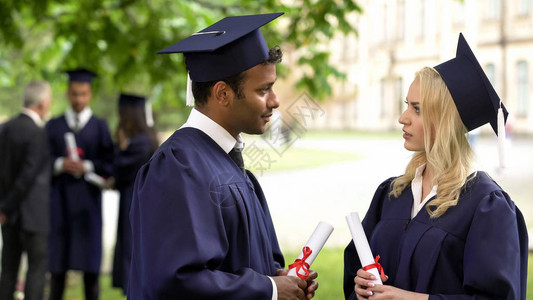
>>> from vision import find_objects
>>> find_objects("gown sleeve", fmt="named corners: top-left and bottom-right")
top-left (343, 178), bottom-right (393, 300)
top-left (128, 148), bottom-right (273, 300)
top-left (430, 190), bottom-right (528, 300)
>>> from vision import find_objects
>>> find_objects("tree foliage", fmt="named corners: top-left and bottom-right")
top-left (0, 0), bottom-right (362, 127)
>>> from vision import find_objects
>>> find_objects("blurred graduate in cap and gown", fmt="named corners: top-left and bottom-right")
top-left (110, 93), bottom-right (158, 294)
top-left (45, 68), bottom-right (114, 300)
top-left (344, 34), bottom-right (528, 300)
top-left (128, 13), bottom-right (318, 299)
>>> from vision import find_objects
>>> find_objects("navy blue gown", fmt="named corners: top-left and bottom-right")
top-left (112, 133), bottom-right (154, 293)
top-left (128, 127), bottom-right (284, 299)
top-left (344, 172), bottom-right (528, 300)
top-left (46, 115), bottom-right (114, 273)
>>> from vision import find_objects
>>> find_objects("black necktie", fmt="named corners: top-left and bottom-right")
top-left (74, 115), bottom-right (80, 133)
top-left (228, 148), bottom-right (245, 173)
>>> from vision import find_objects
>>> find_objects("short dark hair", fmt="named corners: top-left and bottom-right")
top-left (192, 46), bottom-right (283, 106)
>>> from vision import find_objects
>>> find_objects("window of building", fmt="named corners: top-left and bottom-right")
top-left (380, 78), bottom-right (386, 118)
top-left (397, 0), bottom-right (406, 41)
top-left (519, 0), bottom-right (532, 16)
top-left (485, 63), bottom-right (496, 87)
top-left (417, 0), bottom-right (426, 38)
top-left (486, 0), bottom-right (501, 20)
top-left (452, 1), bottom-right (466, 24)
top-left (396, 77), bottom-right (404, 117)
top-left (517, 60), bottom-right (529, 117)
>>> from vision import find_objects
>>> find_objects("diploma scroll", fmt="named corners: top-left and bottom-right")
top-left (288, 221), bottom-right (334, 279)
top-left (64, 132), bottom-right (80, 161)
top-left (84, 172), bottom-right (107, 189)
top-left (345, 212), bottom-right (383, 285)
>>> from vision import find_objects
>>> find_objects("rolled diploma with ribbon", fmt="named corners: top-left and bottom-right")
top-left (64, 132), bottom-right (80, 161)
top-left (345, 212), bottom-right (382, 285)
top-left (288, 221), bottom-right (334, 279)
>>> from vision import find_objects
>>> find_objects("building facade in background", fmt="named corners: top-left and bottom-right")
top-left (296, 0), bottom-right (533, 134)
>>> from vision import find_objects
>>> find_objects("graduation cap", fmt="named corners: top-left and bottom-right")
top-left (118, 93), bottom-right (146, 107)
top-left (434, 33), bottom-right (508, 167)
top-left (118, 93), bottom-right (154, 127)
top-left (66, 68), bottom-right (97, 84)
top-left (157, 13), bottom-right (283, 83)
top-left (434, 33), bottom-right (508, 135)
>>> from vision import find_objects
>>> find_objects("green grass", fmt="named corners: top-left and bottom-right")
top-left (62, 250), bottom-right (531, 299)
top-left (244, 146), bottom-right (362, 174)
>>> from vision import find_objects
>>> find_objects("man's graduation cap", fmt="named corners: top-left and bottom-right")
top-left (118, 93), bottom-right (145, 107)
top-left (434, 33), bottom-right (508, 135)
top-left (434, 33), bottom-right (508, 167)
top-left (158, 13), bottom-right (283, 83)
top-left (66, 68), bottom-right (97, 84)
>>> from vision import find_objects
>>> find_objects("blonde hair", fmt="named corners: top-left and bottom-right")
top-left (390, 67), bottom-right (475, 218)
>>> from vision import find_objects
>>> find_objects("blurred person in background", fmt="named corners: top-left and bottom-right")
top-left (110, 93), bottom-right (158, 294)
top-left (0, 81), bottom-right (52, 300)
top-left (344, 34), bottom-right (527, 300)
top-left (45, 68), bottom-right (114, 300)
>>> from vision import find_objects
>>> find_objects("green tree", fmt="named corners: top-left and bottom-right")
top-left (0, 0), bottom-right (362, 129)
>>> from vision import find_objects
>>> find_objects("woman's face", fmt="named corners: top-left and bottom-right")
top-left (399, 77), bottom-right (425, 151)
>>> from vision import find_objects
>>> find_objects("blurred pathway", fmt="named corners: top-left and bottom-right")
top-left (258, 136), bottom-right (533, 252)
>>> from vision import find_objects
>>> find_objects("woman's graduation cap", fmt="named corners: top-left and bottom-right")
top-left (66, 68), bottom-right (97, 84)
top-left (118, 93), bottom-right (154, 127)
top-left (157, 13), bottom-right (283, 106)
top-left (118, 93), bottom-right (145, 107)
top-left (434, 33), bottom-right (508, 167)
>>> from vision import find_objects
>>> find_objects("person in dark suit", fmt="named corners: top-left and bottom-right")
top-left (46, 69), bottom-right (114, 300)
top-left (0, 81), bottom-right (52, 300)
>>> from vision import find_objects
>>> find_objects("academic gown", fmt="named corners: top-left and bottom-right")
top-left (344, 172), bottom-right (528, 300)
top-left (112, 133), bottom-right (154, 293)
top-left (128, 127), bottom-right (284, 300)
top-left (46, 115), bottom-right (114, 273)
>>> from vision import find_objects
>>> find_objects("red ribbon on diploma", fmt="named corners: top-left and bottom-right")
top-left (289, 246), bottom-right (312, 279)
top-left (363, 255), bottom-right (385, 279)
top-left (67, 148), bottom-right (84, 158)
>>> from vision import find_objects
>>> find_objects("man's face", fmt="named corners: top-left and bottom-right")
top-left (228, 63), bottom-right (280, 135)
top-left (67, 81), bottom-right (92, 113)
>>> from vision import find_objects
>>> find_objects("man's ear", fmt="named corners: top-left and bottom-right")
top-left (212, 81), bottom-right (234, 107)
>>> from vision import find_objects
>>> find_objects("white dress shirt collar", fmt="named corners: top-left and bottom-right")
top-left (410, 164), bottom-right (438, 219)
top-left (181, 108), bottom-right (244, 153)
top-left (65, 107), bottom-right (92, 131)
top-left (21, 108), bottom-right (44, 127)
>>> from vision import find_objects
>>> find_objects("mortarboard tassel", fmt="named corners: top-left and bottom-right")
top-left (186, 72), bottom-right (195, 107)
top-left (145, 99), bottom-right (154, 127)
top-left (497, 101), bottom-right (506, 169)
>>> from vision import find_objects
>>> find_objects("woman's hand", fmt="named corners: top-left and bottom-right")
top-left (354, 269), bottom-right (428, 300)
top-left (366, 284), bottom-right (429, 300)
top-left (354, 268), bottom-right (385, 299)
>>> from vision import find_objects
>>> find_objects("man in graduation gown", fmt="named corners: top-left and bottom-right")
top-left (0, 81), bottom-right (52, 300)
top-left (128, 13), bottom-right (318, 300)
top-left (46, 68), bottom-right (114, 300)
